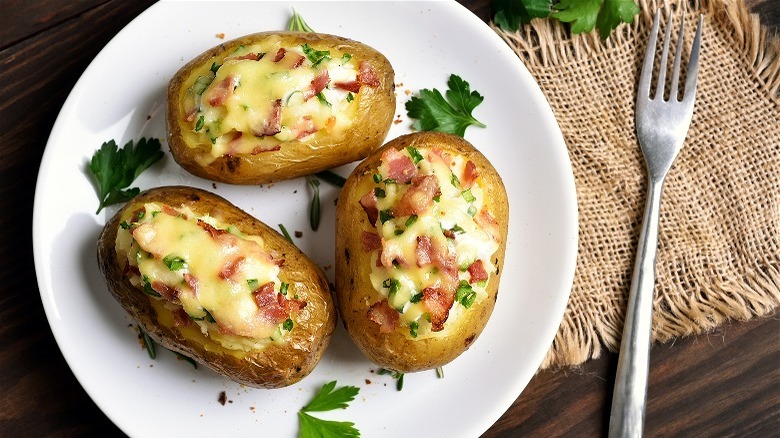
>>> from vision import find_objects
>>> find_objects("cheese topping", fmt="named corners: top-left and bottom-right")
top-left (180, 36), bottom-right (374, 165)
top-left (361, 146), bottom-right (500, 339)
top-left (115, 202), bottom-right (304, 351)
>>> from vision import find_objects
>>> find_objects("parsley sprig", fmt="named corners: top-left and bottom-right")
top-left (88, 137), bottom-right (163, 213)
top-left (405, 74), bottom-right (486, 138)
top-left (298, 381), bottom-right (360, 438)
top-left (493, 0), bottom-right (640, 40)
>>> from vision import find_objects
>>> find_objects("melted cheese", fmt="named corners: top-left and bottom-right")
top-left (115, 203), bottom-right (291, 351)
top-left (182, 37), bottom-right (360, 163)
top-left (368, 147), bottom-right (499, 338)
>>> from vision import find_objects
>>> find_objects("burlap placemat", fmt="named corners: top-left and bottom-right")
top-left (494, 0), bottom-right (779, 369)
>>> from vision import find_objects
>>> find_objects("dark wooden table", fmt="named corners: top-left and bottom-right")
top-left (2, 1), bottom-right (777, 436)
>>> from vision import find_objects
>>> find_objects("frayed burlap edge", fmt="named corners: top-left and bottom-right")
top-left (492, 0), bottom-right (780, 370)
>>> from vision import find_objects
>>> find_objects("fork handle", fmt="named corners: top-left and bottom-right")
top-left (608, 179), bottom-right (664, 438)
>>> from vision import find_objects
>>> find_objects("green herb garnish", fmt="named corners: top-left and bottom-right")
top-left (405, 74), bottom-right (485, 138)
top-left (315, 170), bottom-right (346, 187)
top-left (378, 368), bottom-right (405, 391)
top-left (298, 381), bottom-right (360, 438)
top-left (287, 8), bottom-right (315, 32)
top-left (492, 0), bottom-right (639, 40)
top-left (283, 318), bottom-right (294, 331)
top-left (306, 175), bottom-right (321, 231)
top-left (280, 282), bottom-right (289, 296)
top-left (455, 280), bottom-right (477, 308)
top-left (302, 43), bottom-right (331, 66)
top-left (406, 146), bottom-right (424, 164)
top-left (409, 321), bottom-right (419, 338)
top-left (278, 223), bottom-right (294, 243)
top-left (405, 215), bottom-right (418, 227)
top-left (138, 325), bottom-right (156, 359)
top-left (163, 254), bottom-right (187, 271)
top-left (88, 137), bottom-right (164, 213)
top-left (247, 278), bottom-right (260, 290)
top-left (195, 115), bottom-right (205, 131)
top-left (379, 209), bottom-right (394, 224)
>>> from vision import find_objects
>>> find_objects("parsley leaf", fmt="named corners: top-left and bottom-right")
top-left (493, 0), bottom-right (639, 40)
top-left (88, 137), bottom-right (163, 213)
top-left (493, 0), bottom-right (552, 31)
top-left (298, 381), bottom-right (360, 437)
top-left (405, 74), bottom-right (486, 138)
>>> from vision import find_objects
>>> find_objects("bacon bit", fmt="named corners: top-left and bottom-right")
top-left (254, 99), bottom-right (282, 137)
top-left (183, 273), bottom-right (199, 294)
top-left (123, 261), bottom-right (141, 277)
top-left (362, 231), bottom-right (382, 252)
top-left (416, 235), bottom-right (433, 267)
top-left (251, 143), bottom-right (282, 154)
top-left (252, 282), bottom-right (306, 324)
top-left (184, 106), bottom-right (198, 122)
top-left (215, 33), bottom-right (225, 39)
top-left (474, 208), bottom-right (501, 243)
top-left (392, 175), bottom-right (440, 217)
top-left (443, 229), bottom-right (456, 239)
top-left (359, 189), bottom-right (379, 225)
top-left (197, 219), bottom-right (227, 238)
top-left (207, 74), bottom-right (238, 107)
top-left (173, 307), bottom-right (191, 328)
top-left (428, 147), bottom-right (453, 168)
top-left (151, 281), bottom-right (179, 303)
top-left (461, 160), bottom-right (479, 189)
top-left (357, 61), bottom-right (380, 87)
top-left (325, 115), bottom-right (337, 132)
top-left (236, 53), bottom-right (261, 61)
top-left (162, 204), bottom-right (181, 217)
top-left (467, 260), bottom-right (489, 284)
top-left (304, 69), bottom-right (330, 101)
top-left (218, 391), bottom-right (227, 406)
top-left (273, 48), bottom-right (286, 62)
top-left (294, 116), bottom-right (317, 139)
top-left (382, 148), bottom-right (417, 183)
top-left (219, 257), bottom-right (245, 279)
top-left (291, 54), bottom-right (306, 68)
top-left (335, 80), bottom-right (361, 93)
top-left (367, 300), bottom-right (399, 334)
top-left (131, 208), bottom-right (146, 222)
top-left (422, 287), bottom-right (455, 332)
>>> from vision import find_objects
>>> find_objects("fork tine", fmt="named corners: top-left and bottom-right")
top-left (683, 15), bottom-right (704, 102)
top-left (654, 10), bottom-right (674, 100)
top-left (669, 13), bottom-right (686, 101)
top-left (638, 10), bottom-right (661, 100)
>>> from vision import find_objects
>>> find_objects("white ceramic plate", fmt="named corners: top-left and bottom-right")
top-left (33, 1), bottom-right (577, 437)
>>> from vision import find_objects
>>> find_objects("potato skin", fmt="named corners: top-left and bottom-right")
top-left (167, 31), bottom-right (396, 184)
top-left (97, 186), bottom-right (336, 388)
top-left (335, 132), bottom-right (509, 372)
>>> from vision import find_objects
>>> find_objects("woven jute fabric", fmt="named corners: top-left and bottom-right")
top-left (494, 0), bottom-right (780, 369)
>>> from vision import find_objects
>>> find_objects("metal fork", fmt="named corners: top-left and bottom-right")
top-left (608, 10), bottom-right (703, 438)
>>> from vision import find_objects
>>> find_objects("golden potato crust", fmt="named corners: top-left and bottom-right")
top-left (335, 132), bottom-right (509, 372)
top-left (97, 186), bottom-right (336, 388)
top-left (167, 31), bottom-right (396, 185)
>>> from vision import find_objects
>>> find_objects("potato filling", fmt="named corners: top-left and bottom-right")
top-left (360, 146), bottom-right (501, 338)
top-left (180, 35), bottom-right (380, 165)
top-left (115, 202), bottom-right (305, 351)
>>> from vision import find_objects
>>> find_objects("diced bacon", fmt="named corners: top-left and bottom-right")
top-left (162, 204), bottom-right (181, 217)
top-left (416, 235), bottom-right (433, 267)
top-left (392, 175), bottom-right (440, 217)
top-left (273, 48), bottom-right (286, 62)
top-left (252, 282), bottom-right (288, 323)
top-left (131, 208), bottom-right (146, 222)
top-left (467, 260), bottom-right (489, 284)
top-left (251, 143), bottom-right (282, 154)
top-left (443, 229), bottom-right (456, 239)
top-left (197, 219), bottom-right (227, 238)
top-left (474, 208), bottom-right (501, 243)
top-left (206, 74), bottom-right (238, 107)
top-left (335, 80), bottom-right (361, 93)
top-left (291, 54), bottom-right (306, 68)
top-left (461, 160), bottom-right (479, 189)
top-left (357, 61), bottom-right (380, 87)
top-left (381, 148), bottom-right (417, 183)
top-left (379, 241), bottom-right (408, 269)
top-left (252, 282), bottom-right (306, 324)
top-left (236, 53), bottom-right (261, 61)
top-left (253, 99), bottom-right (282, 137)
top-left (367, 300), bottom-right (399, 334)
top-left (293, 116), bottom-right (317, 139)
top-left (184, 106), bottom-right (198, 123)
top-left (183, 273), bottom-right (199, 294)
top-left (224, 131), bottom-right (244, 155)
top-left (422, 287), bottom-right (455, 332)
top-left (123, 261), bottom-right (141, 277)
top-left (219, 256), bottom-right (245, 280)
top-left (173, 307), bottom-right (191, 328)
top-left (151, 281), bottom-right (179, 303)
top-left (362, 231), bottom-right (382, 252)
top-left (304, 69), bottom-right (330, 101)
top-left (427, 147), bottom-right (453, 168)
top-left (359, 189), bottom-right (379, 225)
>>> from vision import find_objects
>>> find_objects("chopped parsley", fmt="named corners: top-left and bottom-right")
top-left (455, 280), bottom-right (477, 308)
top-left (301, 43), bottom-right (331, 66)
top-left (163, 254), bottom-right (187, 271)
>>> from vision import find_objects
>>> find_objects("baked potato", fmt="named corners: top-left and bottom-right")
top-left (97, 186), bottom-right (336, 388)
top-left (167, 31), bottom-right (396, 184)
top-left (335, 132), bottom-right (508, 372)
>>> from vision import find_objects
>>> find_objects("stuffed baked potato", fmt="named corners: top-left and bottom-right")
top-left (167, 31), bottom-right (396, 184)
top-left (97, 186), bottom-right (336, 388)
top-left (335, 132), bottom-right (508, 372)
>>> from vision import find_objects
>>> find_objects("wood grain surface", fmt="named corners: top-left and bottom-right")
top-left (1, 1), bottom-right (777, 436)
